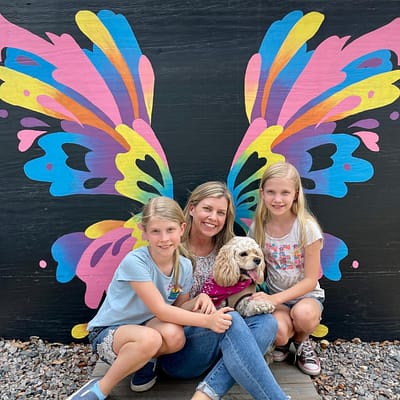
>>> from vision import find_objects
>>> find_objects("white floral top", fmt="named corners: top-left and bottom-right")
top-left (189, 250), bottom-right (217, 298)
top-left (249, 218), bottom-right (325, 304)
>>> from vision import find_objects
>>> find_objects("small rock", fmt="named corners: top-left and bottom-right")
top-left (320, 339), bottom-right (330, 349)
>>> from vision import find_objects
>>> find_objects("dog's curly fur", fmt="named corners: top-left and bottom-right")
top-left (212, 236), bottom-right (275, 317)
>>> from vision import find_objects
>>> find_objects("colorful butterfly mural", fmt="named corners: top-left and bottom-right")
top-left (0, 10), bottom-right (399, 338)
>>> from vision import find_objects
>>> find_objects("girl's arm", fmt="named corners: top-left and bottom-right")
top-left (175, 293), bottom-right (216, 314)
top-left (252, 239), bottom-right (322, 305)
top-left (131, 281), bottom-right (231, 332)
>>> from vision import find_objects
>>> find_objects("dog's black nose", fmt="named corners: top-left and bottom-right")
top-left (254, 257), bottom-right (261, 265)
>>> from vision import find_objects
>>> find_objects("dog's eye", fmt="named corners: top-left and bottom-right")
top-left (239, 251), bottom-right (248, 257)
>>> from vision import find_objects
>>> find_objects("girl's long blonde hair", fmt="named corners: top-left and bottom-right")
top-left (253, 162), bottom-right (322, 250)
top-left (141, 196), bottom-right (185, 290)
top-left (182, 181), bottom-right (235, 266)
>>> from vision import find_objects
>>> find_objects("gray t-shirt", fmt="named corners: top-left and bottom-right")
top-left (88, 246), bottom-right (193, 330)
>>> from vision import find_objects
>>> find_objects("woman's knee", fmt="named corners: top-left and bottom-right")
top-left (223, 311), bottom-right (249, 339)
top-left (228, 312), bottom-right (278, 352)
top-left (246, 313), bottom-right (277, 338)
top-left (224, 311), bottom-right (244, 330)
top-left (263, 313), bottom-right (278, 333)
top-left (248, 313), bottom-right (278, 351)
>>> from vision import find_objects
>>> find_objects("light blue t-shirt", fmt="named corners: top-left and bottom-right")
top-left (87, 246), bottom-right (193, 330)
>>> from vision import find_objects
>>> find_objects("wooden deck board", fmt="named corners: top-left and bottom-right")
top-left (92, 360), bottom-right (321, 399)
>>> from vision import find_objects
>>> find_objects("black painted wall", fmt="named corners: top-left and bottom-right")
top-left (0, 0), bottom-right (399, 343)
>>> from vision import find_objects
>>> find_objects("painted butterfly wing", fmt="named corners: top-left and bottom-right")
top-left (0, 10), bottom-right (173, 311)
top-left (228, 10), bottom-right (400, 280)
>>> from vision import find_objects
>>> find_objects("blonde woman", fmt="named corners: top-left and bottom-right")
top-left (160, 182), bottom-right (289, 400)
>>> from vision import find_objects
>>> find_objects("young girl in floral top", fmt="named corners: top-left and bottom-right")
top-left (249, 162), bottom-right (324, 376)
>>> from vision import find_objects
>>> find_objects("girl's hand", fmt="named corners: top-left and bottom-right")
top-left (207, 307), bottom-right (234, 333)
top-left (251, 291), bottom-right (277, 306)
top-left (192, 293), bottom-right (216, 314)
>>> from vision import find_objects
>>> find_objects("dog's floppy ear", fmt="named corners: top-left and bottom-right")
top-left (255, 257), bottom-right (265, 284)
top-left (252, 242), bottom-right (266, 284)
top-left (213, 244), bottom-right (241, 286)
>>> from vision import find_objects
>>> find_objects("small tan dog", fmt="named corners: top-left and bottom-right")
top-left (202, 236), bottom-right (275, 317)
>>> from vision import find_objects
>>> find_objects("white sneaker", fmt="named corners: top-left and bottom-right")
top-left (272, 344), bottom-right (290, 362)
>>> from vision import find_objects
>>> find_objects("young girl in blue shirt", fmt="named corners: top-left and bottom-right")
top-left (67, 196), bottom-right (232, 400)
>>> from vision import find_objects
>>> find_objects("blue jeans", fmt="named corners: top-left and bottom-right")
top-left (159, 311), bottom-right (288, 400)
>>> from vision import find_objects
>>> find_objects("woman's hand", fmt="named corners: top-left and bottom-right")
top-left (192, 293), bottom-right (216, 314)
top-left (206, 307), bottom-right (234, 333)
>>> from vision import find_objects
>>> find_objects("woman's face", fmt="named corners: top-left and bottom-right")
top-left (189, 196), bottom-right (228, 239)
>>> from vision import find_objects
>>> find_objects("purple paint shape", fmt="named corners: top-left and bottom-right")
top-left (348, 118), bottom-right (379, 129)
top-left (390, 111), bottom-right (399, 121)
top-left (21, 117), bottom-right (50, 128)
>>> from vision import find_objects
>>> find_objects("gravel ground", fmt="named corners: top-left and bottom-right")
top-left (0, 337), bottom-right (97, 399)
top-left (1, 336), bottom-right (399, 399)
top-left (313, 338), bottom-right (400, 400)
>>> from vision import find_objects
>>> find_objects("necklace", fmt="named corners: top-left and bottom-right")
top-left (189, 240), bottom-right (215, 257)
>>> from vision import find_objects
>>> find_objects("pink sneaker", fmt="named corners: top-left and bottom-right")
top-left (294, 338), bottom-right (321, 376)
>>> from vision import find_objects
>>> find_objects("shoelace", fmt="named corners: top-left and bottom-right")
top-left (297, 340), bottom-right (318, 364)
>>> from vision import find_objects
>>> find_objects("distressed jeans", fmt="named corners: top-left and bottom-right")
top-left (159, 311), bottom-right (288, 400)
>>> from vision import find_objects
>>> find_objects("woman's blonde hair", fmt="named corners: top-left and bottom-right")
top-left (182, 181), bottom-right (235, 264)
top-left (141, 196), bottom-right (185, 290)
top-left (253, 162), bottom-right (321, 249)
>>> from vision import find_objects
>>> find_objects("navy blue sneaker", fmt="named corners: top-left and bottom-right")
top-left (130, 361), bottom-right (157, 392)
top-left (66, 378), bottom-right (102, 399)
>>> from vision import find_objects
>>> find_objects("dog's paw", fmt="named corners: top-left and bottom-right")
top-left (237, 299), bottom-right (275, 317)
top-left (258, 301), bottom-right (275, 314)
top-left (254, 301), bottom-right (275, 314)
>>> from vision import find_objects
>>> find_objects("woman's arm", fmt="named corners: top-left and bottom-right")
top-left (131, 281), bottom-right (231, 332)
